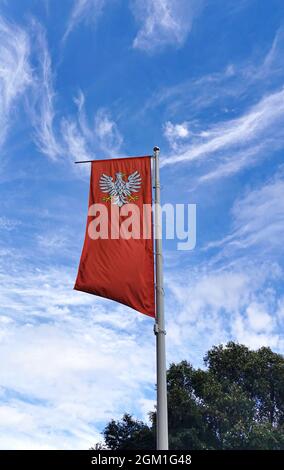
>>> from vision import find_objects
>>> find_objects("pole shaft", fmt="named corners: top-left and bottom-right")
top-left (154, 146), bottom-right (168, 450)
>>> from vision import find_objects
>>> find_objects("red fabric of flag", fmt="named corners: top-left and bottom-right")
top-left (74, 156), bottom-right (155, 318)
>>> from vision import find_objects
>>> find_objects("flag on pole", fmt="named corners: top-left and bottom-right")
top-left (74, 156), bottom-right (155, 317)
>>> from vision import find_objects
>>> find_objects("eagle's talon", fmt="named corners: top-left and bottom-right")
top-left (102, 196), bottom-right (112, 202)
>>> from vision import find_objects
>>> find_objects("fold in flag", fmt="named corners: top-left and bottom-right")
top-left (74, 156), bottom-right (155, 317)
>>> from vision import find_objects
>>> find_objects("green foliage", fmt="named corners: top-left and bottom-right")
top-left (94, 342), bottom-right (284, 450)
top-left (102, 414), bottom-right (155, 450)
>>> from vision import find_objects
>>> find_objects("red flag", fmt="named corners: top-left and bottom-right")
top-left (74, 156), bottom-right (155, 317)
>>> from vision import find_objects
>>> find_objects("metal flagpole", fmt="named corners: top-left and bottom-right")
top-left (153, 146), bottom-right (169, 450)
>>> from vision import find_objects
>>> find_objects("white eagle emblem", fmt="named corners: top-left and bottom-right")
top-left (99, 171), bottom-right (142, 207)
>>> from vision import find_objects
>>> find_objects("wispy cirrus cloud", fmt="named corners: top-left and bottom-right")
top-left (0, 16), bottom-right (63, 161)
top-left (63, 0), bottom-right (107, 43)
top-left (0, 216), bottom-right (21, 231)
top-left (29, 23), bottom-right (63, 160)
top-left (94, 108), bottom-right (123, 155)
top-left (131, 0), bottom-right (202, 53)
top-left (144, 28), bottom-right (284, 118)
top-left (0, 16), bottom-right (31, 148)
top-left (62, 90), bottom-right (123, 163)
top-left (206, 171), bottom-right (284, 257)
top-left (161, 87), bottom-right (284, 181)
top-left (155, 30), bottom-right (284, 182)
top-left (64, 0), bottom-right (202, 52)
top-left (29, 31), bottom-right (123, 164)
top-left (61, 117), bottom-right (92, 163)
top-left (231, 174), bottom-right (284, 250)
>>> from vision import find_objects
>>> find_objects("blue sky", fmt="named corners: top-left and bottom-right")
top-left (0, 0), bottom-right (284, 449)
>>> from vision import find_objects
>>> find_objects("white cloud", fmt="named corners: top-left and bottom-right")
top-left (233, 313), bottom-right (279, 350)
top-left (62, 92), bottom-right (123, 164)
top-left (94, 108), bottom-right (123, 155)
top-left (276, 297), bottom-right (284, 325)
top-left (7, 245), bottom-right (279, 447)
top-left (0, 399), bottom-right (101, 450)
top-left (246, 303), bottom-right (274, 332)
top-left (37, 233), bottom-right (68, 252)
top-left (165, 261), bottom-right (282, 364)
top-left (61, 118), bottom-right (92, 162)
top-left (144, 28), bottom-right (284, 116)
top-left (0, 18), bottom-right (64, 162)
top-left (0, 16), bottom-right (31, 147)
top-left (0, 217), bottom-right (21, 231)
top-left (138, 398), bottom-right (156, 423)
top-left (64, 0), bottom-right (201, 52)
top-left (161, 88), bottom-right (284, 180)
top-left (207, 172), bottom-right (284, 257)
top-left (163, 121), bottom-right (189, 149)
top-left (0, 253), bottom-right (156, 449)
top-left (191, 171), bottom-right (284, 351)
top-left (132, 0), bottom-right (201, 52)
top-left (135, 30), bottom-right (284, 182)
top-left (0, 20), bottom-right (93, 164)
top-left (28, 33), bottom-right (123, 164)
top-left (231, 174), bottom-right (284, 251)
top-left (198, 144), bottom-right (265, 184)
top-left (30, 24), bottom-right (63, 160)
top-left (63, 0), bottom-right (107, 42)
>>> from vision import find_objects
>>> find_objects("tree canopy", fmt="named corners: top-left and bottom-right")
top-left (95, 342), bottom-right (284, 450)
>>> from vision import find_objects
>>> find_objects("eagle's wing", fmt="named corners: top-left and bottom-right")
top-left (99, 174), bottom-right (116, 195)
top-left (124, 171), bottom-right (141, 196)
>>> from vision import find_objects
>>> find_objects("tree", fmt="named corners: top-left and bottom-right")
top-left (94, 342), bottom-right (284, 450)
top-left (101, 414), bottom-right (154, 450)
